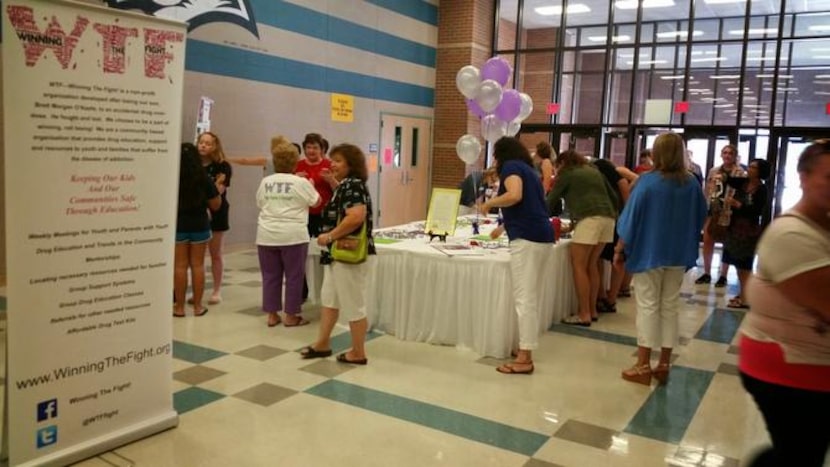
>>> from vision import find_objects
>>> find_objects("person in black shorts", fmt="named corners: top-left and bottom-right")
top-left (197, 132), bottom-right (232, 305)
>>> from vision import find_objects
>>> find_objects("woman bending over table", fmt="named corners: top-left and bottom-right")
top-left (479, 137), bottom-right (554, 375)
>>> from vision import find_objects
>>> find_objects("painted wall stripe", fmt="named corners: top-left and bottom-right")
top-left (306, 380), bottom-right (549, 456)
top-left (185, 40), bottom-right (435, 108)
top-left (250, 0), bottom-right (436, 68)
top-left (365, 0), bottom-right (439, 26)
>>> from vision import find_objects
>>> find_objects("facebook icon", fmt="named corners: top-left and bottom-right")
top-left (36, 425), bottom-right (57, 448)
top-left (36, 399), bottom-right (58, 421)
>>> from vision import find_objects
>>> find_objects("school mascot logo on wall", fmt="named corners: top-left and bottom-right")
top-left (105, 0), bottom-right (259, 37)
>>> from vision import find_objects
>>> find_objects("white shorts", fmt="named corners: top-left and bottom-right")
top-left (572, 216), bottom-right (615, 245)
top-left (320, 259), bottom-right (373, 321)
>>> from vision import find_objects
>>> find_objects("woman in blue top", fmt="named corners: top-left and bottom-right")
top-left (615, 132), bottom-right (707, 385)
top-left (479, 137), bottom-right (554, 375)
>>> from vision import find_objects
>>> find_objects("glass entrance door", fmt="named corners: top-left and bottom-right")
top-left (552, 127), bottom-right (600, 158)
top-left (682, 128), bottom-right (738, 179)
top-left (603, 130), bottom-right (628, 167)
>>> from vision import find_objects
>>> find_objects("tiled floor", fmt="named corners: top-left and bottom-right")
top-left (0, 249), bottom-right (784, 466)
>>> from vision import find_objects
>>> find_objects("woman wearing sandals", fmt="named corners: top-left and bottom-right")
top-left (723, 159), bottom-right (770, 310)
top-left (616, 133), bottom-right (707, 385)
top-left (738, 140), bottom-right (830, 467)
top-left (255, 136), bottom-right (321, 327)
top-left (479, 137), bottom-right (554, 375)
top-left (174, 143), bottom-right (221, 318)
top-left (546, 150), bottom-right (618, 326)
top-left (301, 143), bottom-right (375, 365)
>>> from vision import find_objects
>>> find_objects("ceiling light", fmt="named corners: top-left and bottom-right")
top-left (711, 74), bottom-right (741, 79)
top-left (656, 30), bottom-right (704, 38)
top-left (704, 0), bottom-right (746, 4)
top-left (660, 75), bottom-right (687, 80)
top-left (756, 74), bottom-right (793, 79)
top-left (729, 28), bottom-right (778, 35)
top-left (814, 55), bottom-right (830, 59)
top-left (615, 0), bottom-right (675, 9)
top-left (588, 35), bottom-right (631, 42)
top-left (714, 103), bottom-right (734, 108)
top-left (808, 25), bottom-right (830, 32)
top-left (535, 4), bottom-right (591, 15)
top-left (629, 59), bottom-right (668, 65)
top-left (746, 56), bottom-right (784, 62)
top-left (815, 91), bottom-right (830, 95)
top-left (811, 47), bottom-right (830, 52)
top-left (816, 74), bottom-right (830, 79)
top-left (814, 80), bottom-right (830, 84)
top-left (691, 57), bottom-right (727, 62)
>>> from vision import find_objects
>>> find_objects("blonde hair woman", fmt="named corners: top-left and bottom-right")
top-left (255, 136), bottom-right (320, 327)
top-left (196, 131), bottom-right (232, 304)
top-left (615, 132), bottom-right (707, 385)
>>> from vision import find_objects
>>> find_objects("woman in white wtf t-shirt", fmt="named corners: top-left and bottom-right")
top-left (255, 136), bottom-right (321, 327)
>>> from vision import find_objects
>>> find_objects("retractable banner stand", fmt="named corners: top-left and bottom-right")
top-left (2, 1), bottom-right (185, 465)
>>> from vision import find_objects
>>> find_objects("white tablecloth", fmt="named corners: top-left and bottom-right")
top-left (306, 218), bottom-right (577, 358)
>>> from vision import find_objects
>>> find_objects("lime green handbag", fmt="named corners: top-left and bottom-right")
top-left (330, 221), bottom-right (368, 264)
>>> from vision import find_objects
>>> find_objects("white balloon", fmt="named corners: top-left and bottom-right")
top-left (506, 119), bottom-right (521, 137)
top-left (481, 115), bottom-right (508, 144)
top-left (517, 93), bottom-right (534, 121)
top-left (456, 134), bottom-right (482, 165)
top-left (476, 79), bottom-right (503, 113)
top-left (456, 65), bottom-right (481, 99)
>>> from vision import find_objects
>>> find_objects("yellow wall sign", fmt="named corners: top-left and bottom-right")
top-left (331, 93), bottom-right (354, 122)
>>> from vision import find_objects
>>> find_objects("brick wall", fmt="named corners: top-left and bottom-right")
top-left (434, 0), bottom-right (495, 188)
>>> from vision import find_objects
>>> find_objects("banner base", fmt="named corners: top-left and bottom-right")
top-left (14, 411), bottom-right (178, 467)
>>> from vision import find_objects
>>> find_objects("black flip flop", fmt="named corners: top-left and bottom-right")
top-left (336, 353), bottom-right (368, 365)
top-left (300, 346), bottom-right (332, 359)
top-left (194, 308), bottom-right (209, 317)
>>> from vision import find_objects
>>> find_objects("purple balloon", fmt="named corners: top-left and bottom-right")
top-left (481, 57), bottom-right (511, 87)
top-left (466, 98), bottom-right (487, 118)
top-left (495, 89), bottom-right (522, 122)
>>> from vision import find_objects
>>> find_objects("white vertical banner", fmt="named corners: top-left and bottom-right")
top-left (2, 1), bottom-right (184, 465)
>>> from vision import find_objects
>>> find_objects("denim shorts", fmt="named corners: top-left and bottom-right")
top-left (175, 230), bottom-right (212, 244)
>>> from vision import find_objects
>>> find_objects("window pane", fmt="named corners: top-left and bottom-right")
top-left (520, 51), bottom-right (555, 125)
top-left (394, 126), bottom-right (402, 168)
top-left (497, 0), bottom-right (519, 50)
top-left (793, 12), bottom-right (830, 38)
top-left (695, 1), bottom-right (747, 21)
top-left (411, 128), bottom-right (419, 167)
top-left (520, 0), bottom-right (559, 49)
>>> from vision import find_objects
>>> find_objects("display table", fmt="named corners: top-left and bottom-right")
top-left (306, 217), bottom-right (577, 358)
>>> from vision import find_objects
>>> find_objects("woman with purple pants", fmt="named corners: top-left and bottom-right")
top-left (256, 136), bottom-right (321, 327)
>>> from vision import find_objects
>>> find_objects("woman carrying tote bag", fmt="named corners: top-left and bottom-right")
top-left (300, 143), bottom-right (376, 365)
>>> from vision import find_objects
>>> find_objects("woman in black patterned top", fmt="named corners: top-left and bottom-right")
top-left (300, 143), bottom-right (375, 365)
